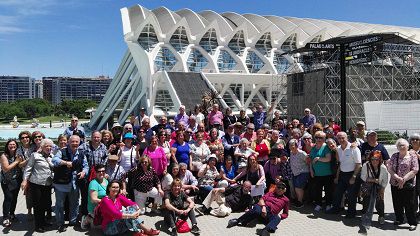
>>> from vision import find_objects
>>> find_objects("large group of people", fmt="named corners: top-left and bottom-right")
top-left (0, 105), bottom-right (419, 236)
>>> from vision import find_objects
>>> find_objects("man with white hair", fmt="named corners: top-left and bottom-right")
top-left (52, 135), bottom-right (89, 232)
top-left (300, 108), bottom-right (316, 128)
top-left (327, 132), bottom-right (361, 218)
top-left (174, 105), bottom-right (189, 126)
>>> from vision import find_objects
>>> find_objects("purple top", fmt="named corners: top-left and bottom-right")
top-left (300, 114), bottom-right (316, 128)
top-left (389, 152), bottom-right (418, 187)
top-left (174, 113), bottom-right (189, 126)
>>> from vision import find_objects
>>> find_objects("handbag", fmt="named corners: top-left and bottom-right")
top-left (93, 203), bottom-right (103, 226)
top-left (175, 219), bottom-right (191, 233)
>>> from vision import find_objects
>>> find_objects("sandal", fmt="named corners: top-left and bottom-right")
top-left (3, 219), bottom-right (12, 227)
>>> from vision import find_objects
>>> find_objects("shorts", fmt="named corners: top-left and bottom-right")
top-left (293, 172), bottom-right (309, 189)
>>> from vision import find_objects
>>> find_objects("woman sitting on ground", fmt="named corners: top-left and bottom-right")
top-left (123, 155), bottom-right (164, 214)
top-left (220, 156), bottom-right (237, 186)
top-left (84, 164), bottom-right (108, 229)
top-left (100, 180), bottom-right (160, 236)
top-left (164, 178), bottom-right (201, 236)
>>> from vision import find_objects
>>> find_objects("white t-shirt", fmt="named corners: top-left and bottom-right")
top-left (337, 142), bottom-right (362, 172)
top-left (119, 146), bottom-right (136, 172)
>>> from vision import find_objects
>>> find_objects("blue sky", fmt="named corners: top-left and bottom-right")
top-left (1, 0), bottom-right (419, 79)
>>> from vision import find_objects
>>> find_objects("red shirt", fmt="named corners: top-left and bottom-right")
top-left (241, 132), bottom-right (256, 142)
top-left (262, 192), bottom-right (289, 219)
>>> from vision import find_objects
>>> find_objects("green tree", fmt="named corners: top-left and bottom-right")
top-left (58, 99), bottom-right (97, 118)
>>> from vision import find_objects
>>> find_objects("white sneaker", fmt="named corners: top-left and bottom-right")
top-left (314, 205), bottom-right (322, 212)
top-left (325, 205), bottom-right (333, 212)
top-left (139, 208), bottom-right (146, 215)
top-left (80, 215), bottom-right (88, 230)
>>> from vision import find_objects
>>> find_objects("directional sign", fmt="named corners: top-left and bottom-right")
top-left (347, 36), bottom-right (382, 48)
top-left (346, 55), bottom-right (372, 65)
top-left (305, 43), bottom-right (337, 50)
top-left (345, 46), bottom-right (373, 57)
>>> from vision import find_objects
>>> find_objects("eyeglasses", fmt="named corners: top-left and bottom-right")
top-left (315, 136), bottom-right (324, 140)
top-left (125, 128), bottom-right (132, 130)
top-left (138, 130), bottom-right (144, 133)
top-left (303, 138), bottom-right (312, 140)
top-left (97, 170), bottom-right (106, 173)
top-left (411, 138), bottom-right (419, 142)
top-left (71, 120), bottom-right (78, 122)
top-left (20, 136), bottom-right (30, 140)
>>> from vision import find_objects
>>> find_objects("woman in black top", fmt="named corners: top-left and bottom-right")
top-left (164, 178), bottom-right (200, 236)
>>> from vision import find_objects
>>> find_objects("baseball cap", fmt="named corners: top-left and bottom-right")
top-left (366, 130), bottom-right (377, 136)
top-left (124, 133), bottom-right (134, 139)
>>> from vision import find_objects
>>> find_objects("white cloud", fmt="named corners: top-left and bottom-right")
top-left (0, 0), bottom-right (81, 35)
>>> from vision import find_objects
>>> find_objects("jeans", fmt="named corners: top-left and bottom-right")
top-left (55, 187), bottom-right (80, 226)
top-left (391, 185), bottom-right (417, 226)
top-left (163, 209), bottom-right (197, 228)
top-left (313, 175), bottom-right (334, 206)
top-left (238, 205), bottom-right (281, 232)
top-left (332, 172), bottom-right (358, 216)
top-left (361, 186), bottom-right (384, 228)
top-left (1, 181), bottom-right (21, 219)
top-left (30, 182), bottom-right (52, 229)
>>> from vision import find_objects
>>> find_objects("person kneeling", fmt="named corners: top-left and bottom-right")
top-left (227, 182), bottom-right (289, 236)
top-left (99, 180), bottom-right (160, 236)
top-left (164, 178), bottom-right (201, 236)
top-left (201, 180), bottom-right (253, 217)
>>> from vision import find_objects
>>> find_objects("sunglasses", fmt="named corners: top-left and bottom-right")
top-left (20, 136), bottom-right (30, 139)
top-left (35, 135), bottom-right (43, 139)
top-left (411, 138), bottom-right (419, 141)
top-left (303, 138), bottom-right (312, 140)
top-left (97, 170), bottom-right (106, 173)
top-left (71, 120), bottom-right (78, 122)
top-left (370, 158), bottom-right (380, 161)
top-left (315, 136), bottom-right (324, 140)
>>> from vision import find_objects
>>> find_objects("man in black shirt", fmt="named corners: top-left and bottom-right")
top-left (360, 130), bottom-right (390, 163)
top-left (200, 181), bottom-right (253, 217)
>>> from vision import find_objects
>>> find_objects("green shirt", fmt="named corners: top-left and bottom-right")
top-left (310, 144), bottom-right (332, 176)
top-left (88, 178), bottom-right (108, 213)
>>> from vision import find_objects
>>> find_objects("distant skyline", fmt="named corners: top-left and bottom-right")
top-left (1, 0), bottom-right (420, 79)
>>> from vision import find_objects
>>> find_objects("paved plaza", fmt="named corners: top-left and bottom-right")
top-left (1, 146), bottom-right (418, 236)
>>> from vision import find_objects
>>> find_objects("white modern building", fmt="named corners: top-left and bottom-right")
top-left (89, 4), bottom-right (420, 130)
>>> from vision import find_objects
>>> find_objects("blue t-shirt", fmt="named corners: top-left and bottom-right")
top-left (222, 164), bottom-right (237, 180)
top-left (172, 142), bottom-right (190, 165)
top-left (310, 144), bottom-right (332, 176)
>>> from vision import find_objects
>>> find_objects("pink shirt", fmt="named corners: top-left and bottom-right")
top-left (100, 195), bottom-right (136, 230)
top-left (207, 111), bottom-right (223, 126)
top-left (143, 146), bottom-right (167, 176)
